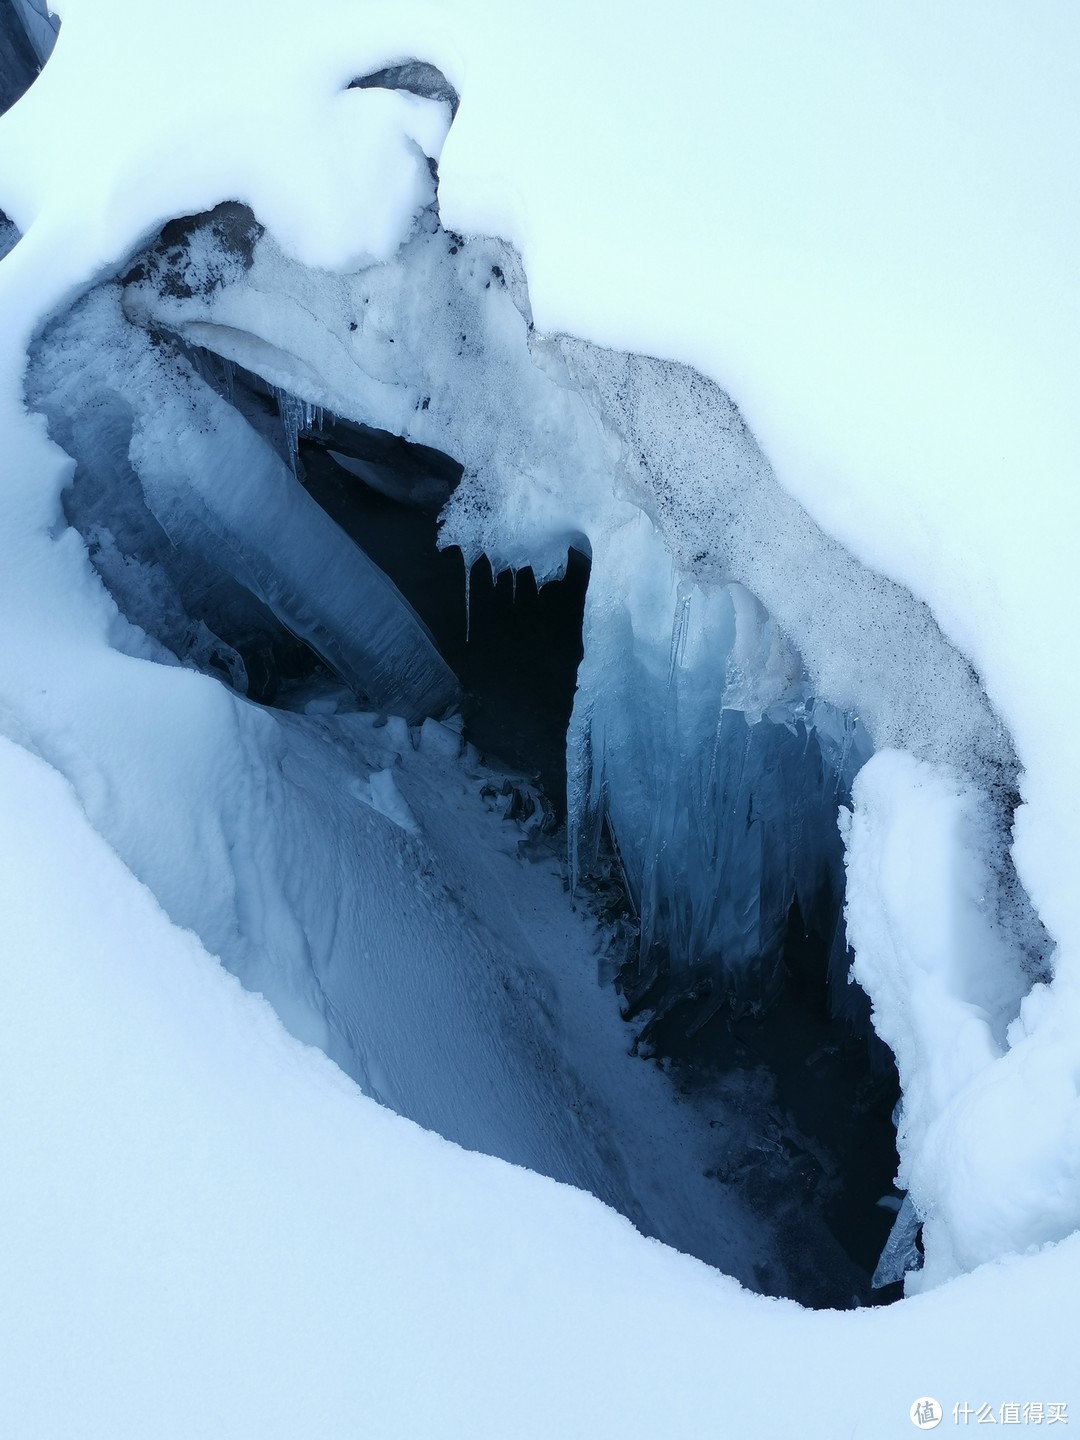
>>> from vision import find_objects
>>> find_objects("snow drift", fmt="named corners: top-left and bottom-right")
top-left (0, 0), bottom-right (1077, 1434)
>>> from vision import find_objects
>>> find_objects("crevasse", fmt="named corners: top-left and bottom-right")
top-left (24, 189), bottom-right (1049, 1294)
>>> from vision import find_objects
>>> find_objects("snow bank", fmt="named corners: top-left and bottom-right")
top-left (843, 751), bottom-right (1073, 1284)
top-left (2, 733), bottom-right (1078, 1440)
top-left (0, 0), bottom-right (1076, 1431)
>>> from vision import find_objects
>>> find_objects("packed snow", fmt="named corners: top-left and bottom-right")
top-left (4, 732), bottom-right (1079, 1439)
top-left (0, 0), bottom-right (1077, 1435)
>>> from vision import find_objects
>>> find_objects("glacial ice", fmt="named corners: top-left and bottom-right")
top-left (567, 514), bottom-right (877, 1020)
top-left (9, 0), bottom-right (57, 66)
top-left (0, 0), bottom-right (55, 115)
top-left (104, 199), bottom-right (1045, 1040)
top-left (0, 8), bottom-right (36, 114)
top-left (872, 1193), bottom-right (922, 1290)
top-left (27, 283), bottom-right (461, 722)
top-left (16, 192), bottom-right (915, 1298)
top-left (21, 184), bottom-right (1059, 1298)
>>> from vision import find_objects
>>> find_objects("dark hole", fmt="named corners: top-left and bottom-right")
top-left (135, 346), bottom-right (904, 1308)
top-left (298, 421), bottom-right (902, 1308)
top-left (639, 936), bottom-right (903, 1308)
top-left (602, 760), bottom-right (904, 1307)
top-left (299, 437), bottom-right (588, 819)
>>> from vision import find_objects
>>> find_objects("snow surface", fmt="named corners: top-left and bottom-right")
top-left (0, 0), bottom-right (1077, 1434)
top-left (3, 732), bottom-right (1080, 1439)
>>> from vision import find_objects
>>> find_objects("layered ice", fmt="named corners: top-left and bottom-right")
top-left (27, 281), bottom-right (461, 722)
top-left (107, 202), bottom-right (1043, 1033)
top-left (568, 515), bottom-right (874, 1019)
top-left (0, 0), bottom-right (56, 115)
top-left (8, 0), bottom-right (58, 66)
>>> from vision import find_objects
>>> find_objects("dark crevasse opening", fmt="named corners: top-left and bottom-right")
top-left (165, 341), bottom-right (588, 799)
top-left (300, 434), bottom-right (588, 818)
top-left (33, 294), bottom-right (906, 1308)
top-left (293, 412), bottom-right (904, 1307)
top-left (585, 712), bottom-right (904, 1305)
top-left (201, 368), bottom-right (905, 1307)
top-left (624, 892), bottom-right (904, 1305)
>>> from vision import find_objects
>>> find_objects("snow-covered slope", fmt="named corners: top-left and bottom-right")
top-left (0, 0), bottom-right (1077, 1434)
top-left (3, 734), bottom-right (1079, 1439)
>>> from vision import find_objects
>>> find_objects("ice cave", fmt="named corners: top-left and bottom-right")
top-left (1, 2), bottom-right (1077, 1437)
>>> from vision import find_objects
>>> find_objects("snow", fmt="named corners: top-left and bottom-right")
top-left (843, 751), bottom-right (1049, 1285)
top-left (3, 731), bottom-right (1080, 1440)
top-left (0, 0), bottom-right (1077, 1433)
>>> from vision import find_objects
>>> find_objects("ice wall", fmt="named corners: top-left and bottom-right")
top-left (10, 0), bottom-right (58, 65)
top-left (111, 204), bottom-right (1041, 1020)
top-left (0, 0), bottom-right (39, 113)
top-left (27, 284), bottom-right (461, 722)
top-left (568, 515), bottom-right (874, 1018)
top-left (118, 201), bottom-right (1022, 788)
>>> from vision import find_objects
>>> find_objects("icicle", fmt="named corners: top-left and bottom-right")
top-left (510, 567), bottom-right (517, 603)
top-left (872, 1194), bottom-right (922, 1289)
top-left (464, 561), bottom-right (471, 642)
top-left (275, 388), bottom-right (315, 475)
top-left (221, 356), bottom-right (235, 405)
top-left (668, 589), bottom-right (692, 683)
top-left (275, 387), bottom-right (297, 468)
